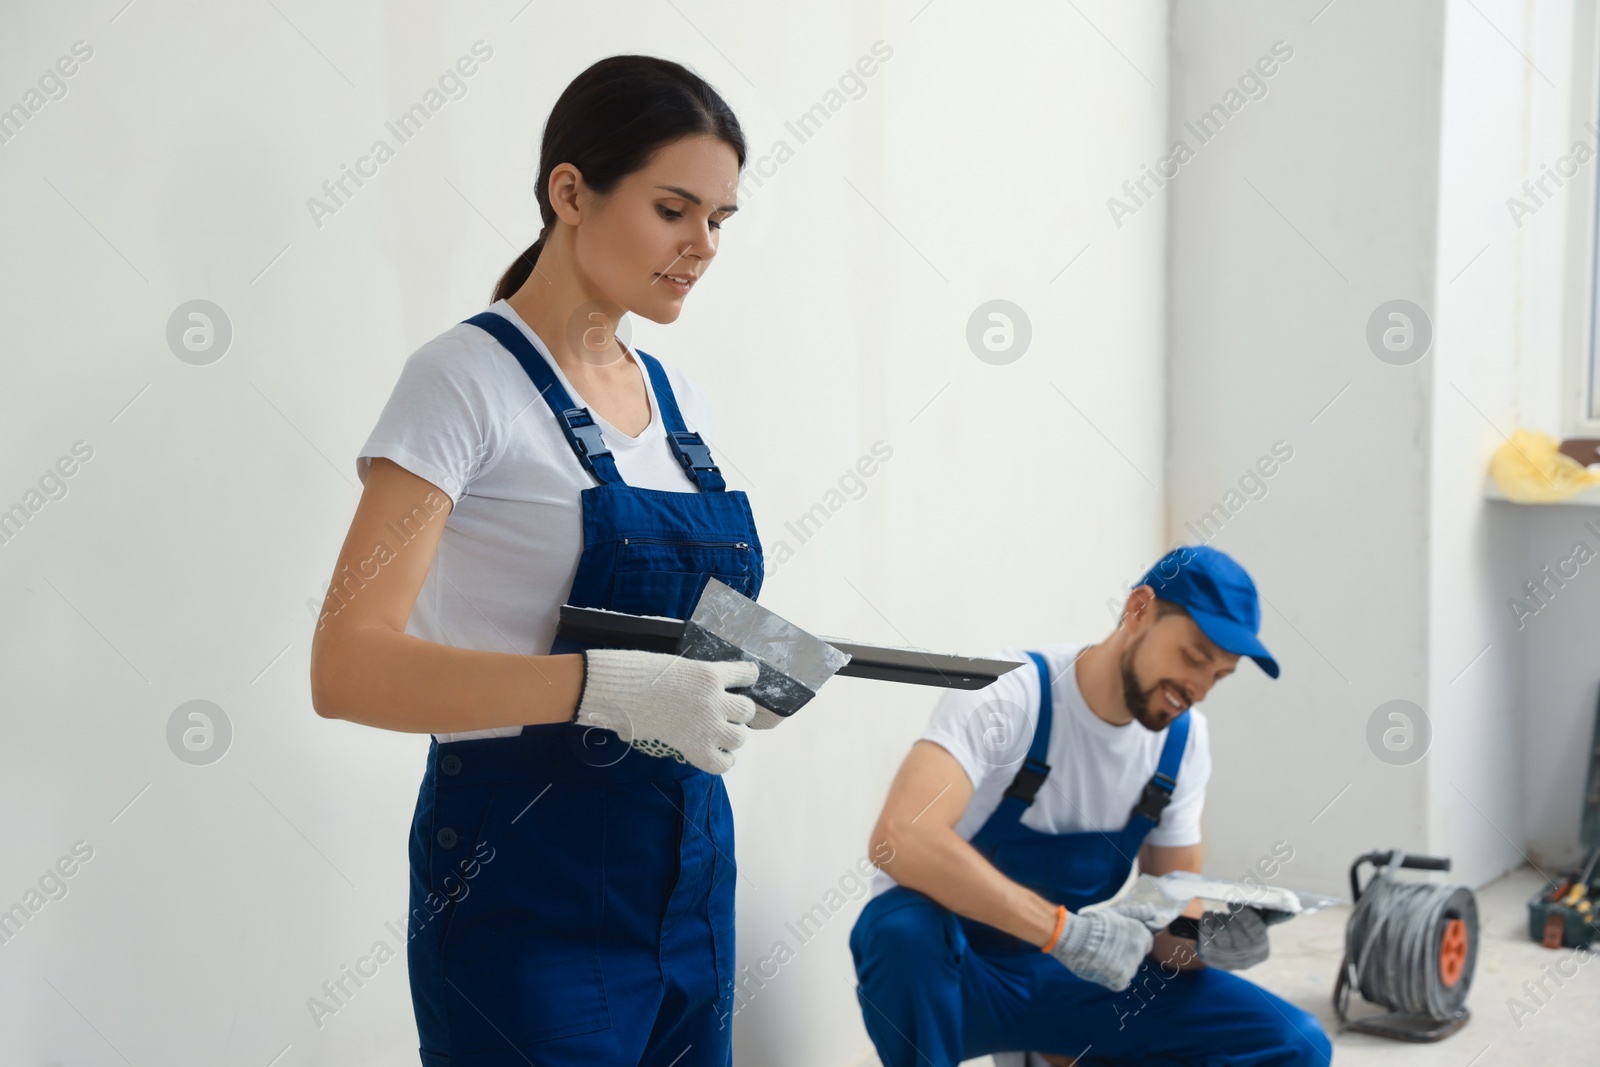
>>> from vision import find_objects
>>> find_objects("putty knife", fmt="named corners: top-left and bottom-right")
top-left (555, 578), bottom-right (1026, 717)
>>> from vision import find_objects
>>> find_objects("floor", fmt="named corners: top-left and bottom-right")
top-left (934, 866), bottom-right (1598, 1066)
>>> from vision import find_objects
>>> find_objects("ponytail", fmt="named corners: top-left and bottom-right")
top-left (492, 228), bottom-right (549, 303)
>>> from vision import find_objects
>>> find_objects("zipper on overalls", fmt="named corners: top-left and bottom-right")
top-left (620, 537), bottom-right (750, 550)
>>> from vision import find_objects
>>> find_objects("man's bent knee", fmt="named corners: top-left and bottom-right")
top-left (1276, 1006), bottom-right (1331, 1067)
top-left (851, 892), bottom-right (958, 976)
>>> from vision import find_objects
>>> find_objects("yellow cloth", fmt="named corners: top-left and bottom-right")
top-left (1489, 429), bottom-right (1600, 502)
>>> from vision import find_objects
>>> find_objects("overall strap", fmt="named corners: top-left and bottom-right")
top-left (1125, 711), bottom-right (1191, 835)
top-left (463, 311), bottom-right (623, 484)
top-left (989, 651), bottom-right (1055, 825)
top-left (637, 350), bottom-right (726, 492)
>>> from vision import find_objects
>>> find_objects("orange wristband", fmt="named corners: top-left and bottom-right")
top-left (1041, 904), bottom-right (1068, 953)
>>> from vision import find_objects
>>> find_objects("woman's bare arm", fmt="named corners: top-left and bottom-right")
top-left (308, 457), bottom-right (584, 733)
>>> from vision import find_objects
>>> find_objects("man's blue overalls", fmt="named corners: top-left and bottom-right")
top-left (849, 652), bottom-right (1331, 1067)
top-left (405, 311), bottom-right (763, 1066)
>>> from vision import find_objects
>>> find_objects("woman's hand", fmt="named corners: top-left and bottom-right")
top-left (574, 649), bottom-right (758, 773)
top-left (747, 706), bottom-right (788, 729)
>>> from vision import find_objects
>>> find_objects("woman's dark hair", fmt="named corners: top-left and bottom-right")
top-left (492, 55), bottom-right (747, 303)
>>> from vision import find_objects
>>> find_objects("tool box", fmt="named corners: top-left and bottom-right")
top-left (1526, 687), bottom-right (1600, 949)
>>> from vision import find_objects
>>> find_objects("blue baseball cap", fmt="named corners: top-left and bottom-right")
top-left (1134, 545), bottom-right (1279, 678)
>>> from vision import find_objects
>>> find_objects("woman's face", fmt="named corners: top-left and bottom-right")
top-left (571, 133), bottom-right (741, 325)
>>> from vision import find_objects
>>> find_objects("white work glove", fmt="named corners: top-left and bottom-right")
top-left (1047, 909), bottom-right (1154, 991)
top-left (747, 706), bottom-right (787, 730)
top-left (574, 649), bottom-right (759, 774)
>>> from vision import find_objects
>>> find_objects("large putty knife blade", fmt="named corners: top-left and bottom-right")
top-left (675, 577), bottom-right (851, 717)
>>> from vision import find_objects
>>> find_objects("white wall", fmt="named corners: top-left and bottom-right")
top-left (728, 2), bottom-right (1174, 1061)
top-left (1166, 0), bottom-right (1448, 895)
top-left (1427, 0), bottom-right (1581, 887)
top-left (1169, 0), bottom-right (1599, 898)
top-left (0, 2), bottom-right (1170, 1065)
top-left (1474, 0), bottom-right (1600, 874)
top-left (1520, 505), bottom-right (1600, 867)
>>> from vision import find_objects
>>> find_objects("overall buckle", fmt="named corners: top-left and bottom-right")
top-left (1132, 772), bottom-right (1176, 824)
top-left (561, 408), bottom-right (611, 472)
top-left (668, 431), bottom-right (719, 474)
top-left (1003, 756), bottom-right (1051, 804)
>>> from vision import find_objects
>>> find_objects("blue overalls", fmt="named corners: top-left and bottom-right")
top-left (850, 652), bottom-right (1332, 1067)
top-left (405, 311), bottom-right (763, 1067)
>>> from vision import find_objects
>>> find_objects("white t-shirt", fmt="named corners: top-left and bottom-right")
top-left (354, 299), bottom-right (718, 743)
top-left (870, 642), bottom-right (1211, 898)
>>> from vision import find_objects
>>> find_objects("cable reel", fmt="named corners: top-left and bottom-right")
top-left (1332, 849), bottom-right (1478, 1042)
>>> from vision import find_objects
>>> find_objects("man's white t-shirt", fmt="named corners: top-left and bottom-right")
top-left (870, 642), bottom-right (1212, 898)
top-left (353, 299), bottom-right (719, 743)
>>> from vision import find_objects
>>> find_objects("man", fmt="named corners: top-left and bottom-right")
top-left (849, 545), bottom-right (1331, 1066)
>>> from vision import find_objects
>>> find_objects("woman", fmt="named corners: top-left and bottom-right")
top-left (309, 55), bottom-right (772, 1066)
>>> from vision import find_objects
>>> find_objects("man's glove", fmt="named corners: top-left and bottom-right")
top-left (574, 649), bottom-right (758, 774)
top-left (1047, 909), bottom-right (1154, 991)
top-left (1191, 903), bottom-right (1271, 970)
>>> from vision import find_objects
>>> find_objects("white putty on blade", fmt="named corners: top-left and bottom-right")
top-left (1116, 871), bottom-right (1343, 919)
top-left (689, 578), bottom-right (851, 692)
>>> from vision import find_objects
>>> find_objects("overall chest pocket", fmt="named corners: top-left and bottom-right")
top-left (607, 536), bottom-right (757, 616)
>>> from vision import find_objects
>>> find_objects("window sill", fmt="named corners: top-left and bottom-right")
top-left (1485, 479), bottom-right (1600, 507)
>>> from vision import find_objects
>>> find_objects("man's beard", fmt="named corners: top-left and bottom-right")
top-left (1118, 635), bottom-right (1184, 731)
